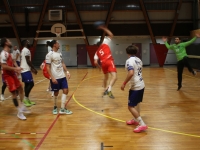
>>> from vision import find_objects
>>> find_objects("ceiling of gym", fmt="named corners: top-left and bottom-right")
top-left (0, 0), bottom-right (199, 45)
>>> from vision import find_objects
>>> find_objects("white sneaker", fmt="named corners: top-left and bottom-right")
top-left (1, 94), bottom-right (5, 101)
top-left (17, 112), bottom-right (26, 120)
top-left (20, 104), bottom-right (31, 113)
top-left (46, 88), bottom-right (49, 92)
top-left (59, 108), bottom-right (73, 115)
top-left (193, 71), bottom-right (197, 76)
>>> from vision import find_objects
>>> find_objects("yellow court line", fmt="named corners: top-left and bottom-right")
top-left (73, 72), bottom-right (200, 138)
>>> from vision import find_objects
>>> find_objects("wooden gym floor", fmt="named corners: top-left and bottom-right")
top-left (0, 66), bottom-right (200, 150)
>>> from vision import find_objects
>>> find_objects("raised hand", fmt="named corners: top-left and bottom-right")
top-left (196, 33), bottom-right (200, 38)
top-left (162, 36), bottom-right (167, 42)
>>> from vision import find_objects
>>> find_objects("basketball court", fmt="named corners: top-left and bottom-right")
top-left (0, 66), bottom-right (200, 150)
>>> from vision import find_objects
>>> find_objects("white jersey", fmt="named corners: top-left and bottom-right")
top-left (12, 49), bottom-right (20, 61)
top-left (48, 46), bottom-right (52, 53)
top-left (20, 47), bottom-right (31, 73)
top-left (45, 51), bottom-right (65, 79)
top-left (125, 56), bottom-right (145, 90)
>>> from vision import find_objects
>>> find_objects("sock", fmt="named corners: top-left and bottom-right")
top-left (24, 96), bottom-right (28, 100)
top-left (136, 116), bottom-right (146, 126)
top-left (12, 98), bottom-right (19, 107)
top-left (54, 96), bottom-right (57, 107)
top-left (61, 94), bottom-right (67, 109)
top-left (107, 85), bottom-right (112, 92)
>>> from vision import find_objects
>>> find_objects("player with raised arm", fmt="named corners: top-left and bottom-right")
top-left (94, 23), bottom-right (117, 99)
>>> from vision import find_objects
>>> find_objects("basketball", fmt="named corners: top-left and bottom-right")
top-left (93, 21), bottom-right (105, 29)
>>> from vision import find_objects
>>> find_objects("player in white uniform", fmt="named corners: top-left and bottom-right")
top-left (20, 40), bottom-right (37, 107)
top-left (121, 45), bottom-right (148, 133)
top-left (12, 46), bottom-right (20, 66)
top-left (46, 40), bottom-right (72, 115)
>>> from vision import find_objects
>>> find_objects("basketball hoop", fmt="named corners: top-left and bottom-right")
top-left (35, 23), bottom-right (86, 40)
top-left (55, 32), bottom-right (61, 37)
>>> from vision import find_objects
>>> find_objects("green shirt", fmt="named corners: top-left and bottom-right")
top-left (164, 37), bottom-right (197, 61)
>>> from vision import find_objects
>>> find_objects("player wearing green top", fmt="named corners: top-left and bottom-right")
top-left (162, 34), bottom-right (200, 91)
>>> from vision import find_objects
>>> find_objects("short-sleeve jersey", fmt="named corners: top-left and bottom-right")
top-left (48, 46), bottom-right (52, 53)
top-left (125, 56), bottom-right (145, 90)
top-left (45, 51), bottom-right (65, 79)
top-left (94, 37), bottom-right (113, 62)
top-left (20, 47), bottom-right (31, 73)
top-left (12, 49), bottom-right (20, 61)
top-left (0, 50), bottom-right (15, 76)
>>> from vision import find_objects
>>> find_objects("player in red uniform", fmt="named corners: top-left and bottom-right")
top-left (0, 37), bottom-right (30, 120)
top-left (94, 26), bottom-right (117, 99)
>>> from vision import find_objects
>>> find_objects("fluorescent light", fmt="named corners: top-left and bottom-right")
top-left (58, 6), bottom-right (65, 8)
top-left (127, 5), bottom-right (138, 8)
top-left (92, 5), bottom-right (101, 7)
top-left (26, 7), bottom-right (35, 9)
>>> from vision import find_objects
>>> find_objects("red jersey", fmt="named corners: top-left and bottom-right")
top-left (95, 44), bottom-right (113, 63)
top-left (41, 60), bottom-right (50, 79)
top-left (0, 50), bottom-right (15, 76)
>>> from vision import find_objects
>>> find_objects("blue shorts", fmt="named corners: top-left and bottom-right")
top-left (16, 61), bottom-right (20, 67)
top-left (21, 71), bottom-right (33, 83)
top-left (50, 77), bottom-right (68, 91)
top-left (128, 88), bottom-right (144, 107)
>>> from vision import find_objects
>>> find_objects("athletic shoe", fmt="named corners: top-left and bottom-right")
top-left (46, 88), bottom-right (49, 92)
top-left (17, 112), bottom-right (26, 120)
top-left (193, 71), bottom-right (197, 76)
top-left (102, 90), bottom-right (108, 97)
top-left (1, 94), bottom-right (5, 101)
top-left (107, 91), bottom-right (115, 99)
top-left (59, 108), bottom-right (73, 115)
top-left (133, 125), bottom-right (148, 133)
top-left (126, 119), bottom-right (139, 125)
top-left (28, 100), bottom-right (36, 105)
top-left (23, 99), bottom-right (32, 107)
top-left (52, 106), bottom-right (58, 115)
top-left (20, 105), bottom-right (31, 113)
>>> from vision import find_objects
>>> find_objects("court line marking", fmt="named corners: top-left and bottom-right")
top-left (35, 72), bottom-right (88, 150)
top-left (0, 132), bottom-right (45, 134)
top-left (73, 72), bottom-right (200, 138)
top-left (3, 78), bottom-right (47, 100)
top-left (0, 130), bottom-right (35, 148)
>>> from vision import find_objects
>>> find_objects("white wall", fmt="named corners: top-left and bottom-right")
top-left (88, 36), bottom-right (151, 66)
top-left (156, 38), bottom-right (177, 64)
top-left (6, 36), bottom-right (183, 67)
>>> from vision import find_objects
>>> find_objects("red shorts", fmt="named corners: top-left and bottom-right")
top-left (101, 59), bottom-right (117, 74)
top-left (3, 74), bottom-right (21, 92)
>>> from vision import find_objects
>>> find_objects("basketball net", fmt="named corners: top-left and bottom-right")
top-left (55, 32), bottom-right (61, 37)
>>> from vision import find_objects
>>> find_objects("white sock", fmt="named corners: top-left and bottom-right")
top-left (24, 96), bottom-right (28, 100)
top-left (17, 106), bottom-right (22, 112)
top-left (136, 116), bottom-right (146, 126)
top-left (107, 85), bottom-right (112, 92)
top-left (61, 94), bottom-right (67, 109)
top-left (54, 96), bottom-right (57, 106)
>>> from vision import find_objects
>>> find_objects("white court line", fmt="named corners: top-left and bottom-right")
top-left (4, 78), bottom-right (47, 100)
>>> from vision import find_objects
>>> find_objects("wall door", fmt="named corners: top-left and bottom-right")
top-left (77, 44), bottom-right (87, 67)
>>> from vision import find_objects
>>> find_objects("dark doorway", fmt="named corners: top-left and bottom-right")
top-left (77, 44), bottom-right (87, 67)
